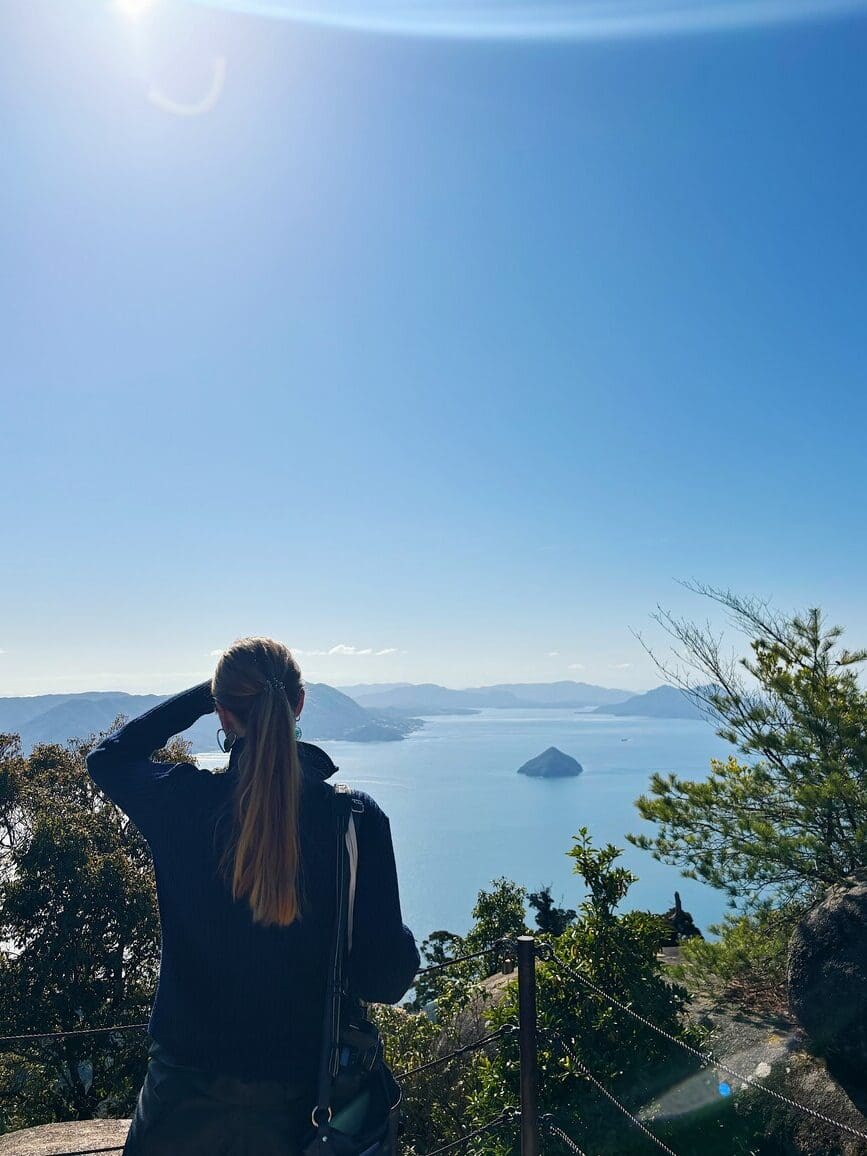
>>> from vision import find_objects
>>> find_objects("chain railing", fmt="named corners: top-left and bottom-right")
top-left (4, 933), bottom-right (867, 1156)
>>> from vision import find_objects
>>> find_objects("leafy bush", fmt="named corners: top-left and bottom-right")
top-left (469, 830), bottom-right (699, 1155)
top-left (412, 878), bottom-right (528, 1014)
top-left (0, 726), bottom-right (189, 1132)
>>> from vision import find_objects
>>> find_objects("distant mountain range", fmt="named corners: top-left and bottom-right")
top-left (593, 684), bottom-right (710, 720)
top-left (0, 679), bottom-right (715, 755)
top-left (344, 680), bottom-right (632, 712)
top-left (0, 683), bottom-right (416, 754)
top-left (337, 683), bottom-right (415, 698)
top-left (341, 680), bottom-right (714, 721)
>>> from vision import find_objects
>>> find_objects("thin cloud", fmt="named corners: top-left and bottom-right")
top-left (148, 56), bottom-right (227, 117)
top-left (547, 651), bottom-right (560, 657)
top-left (568, 663), bottom-right (585, 670)
top-left (295, 644), bottom-right (398, 658)
top-left (608, 662), bottom-right (633, 669)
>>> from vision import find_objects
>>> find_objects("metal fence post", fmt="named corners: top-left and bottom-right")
top-left (516, 935), bottom-right (540, 1156)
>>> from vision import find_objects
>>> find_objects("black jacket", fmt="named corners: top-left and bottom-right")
top-left (86, 682), bottom-right (419, 1082)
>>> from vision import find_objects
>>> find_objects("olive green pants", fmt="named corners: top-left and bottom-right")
top-left (123, 1041), bottom-right (314, 1156)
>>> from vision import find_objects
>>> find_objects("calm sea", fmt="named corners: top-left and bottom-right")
top-left (196, 708), bottom-right (735, 942)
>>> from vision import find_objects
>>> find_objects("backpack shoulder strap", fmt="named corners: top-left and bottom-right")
top-left (334, 785), bottom-right (364, 952)
top-left (312, 786), bottom-right (352, 1126)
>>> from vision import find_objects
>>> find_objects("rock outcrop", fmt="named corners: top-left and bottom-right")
top-left (676, 988), bottom-right (867, 1155)
top-left (788, 881), bottom-right (867, 1080)
top-left (659, 891), bottom-right (703, 947)
top-left (0, 1119), bottom-right (130, 1155)
top-left (517, 747), bottom-right (583, 778)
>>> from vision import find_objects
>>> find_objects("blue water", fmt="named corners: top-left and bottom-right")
top-left (197, 709), bottom-right (735, 941)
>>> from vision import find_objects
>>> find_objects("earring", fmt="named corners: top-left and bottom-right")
top-left (295, 725), bottom-right (303, 740)
top-left (217, 727), bottom-right (236, 754)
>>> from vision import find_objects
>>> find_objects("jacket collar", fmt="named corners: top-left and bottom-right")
top-left (226, 737), bottom-right (339, 781)
top-left (297, 740), bottom-right (340, 781)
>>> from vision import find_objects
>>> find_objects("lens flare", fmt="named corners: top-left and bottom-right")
top-left (116, 0), bottom-right (155, 18)
top-left (638, 1034), bottom-right (796, 1123)
top-left (148, 56), bottom-right (227, 116)
top-left (183, 0), bottom-right (867, 40)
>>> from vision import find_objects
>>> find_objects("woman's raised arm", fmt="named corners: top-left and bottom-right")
top-left (85, 681), bottom-right (215, 842)
top-left (349, 795), bottom-right (420, 1005)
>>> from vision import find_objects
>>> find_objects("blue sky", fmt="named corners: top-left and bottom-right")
top-left (2, 0), bottom-right (866, 696)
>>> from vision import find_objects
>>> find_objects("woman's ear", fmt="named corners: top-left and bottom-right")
top-left (295, 686), bottom-right (306, 719)
top-left (217, 704), bottom-right (244, 736)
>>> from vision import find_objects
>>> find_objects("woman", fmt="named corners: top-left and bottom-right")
top-left (86, 637), bottom-right (420, 1156)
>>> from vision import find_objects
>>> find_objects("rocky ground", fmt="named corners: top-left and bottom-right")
top-left (0, 1118), bottom-right (130, 1155)
top-left (657, 948), bottom-right (867, 1155)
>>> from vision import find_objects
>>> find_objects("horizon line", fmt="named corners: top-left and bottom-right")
top-left (0, 676), bottom-right (664, 700)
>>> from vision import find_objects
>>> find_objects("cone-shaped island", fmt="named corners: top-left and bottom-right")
top-left (517, 747), bottom-right (583, 778)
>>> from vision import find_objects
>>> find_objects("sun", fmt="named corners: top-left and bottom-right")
top-left (116, 0), bottom-right (155, 19)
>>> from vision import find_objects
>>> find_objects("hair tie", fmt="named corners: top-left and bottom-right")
top-left (262, 676), bottom-right (284, 694)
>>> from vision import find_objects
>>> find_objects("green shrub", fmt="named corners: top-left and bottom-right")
top-left (676, 905), bottom-right (796, 1011)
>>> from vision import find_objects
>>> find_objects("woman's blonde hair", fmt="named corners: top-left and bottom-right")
top-left (212, 637), bottom-right (304, 926)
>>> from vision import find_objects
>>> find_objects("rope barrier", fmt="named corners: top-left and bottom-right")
top-left (548, 950), bottom-right (867, 1146)
top-left (44, 1147), bottom-right (122, 1156)
top-left (550, 1032), bottom-right (679, 1156)
top-left (398, 1025), bottom-right (516, 1081)
top-left (12, 937), bottom-right (867, 1155)
top-left (36, 1019), bottom-right (516, 1156)
top-left (0, 1023), bottom-right (147, 1047)
top-left (419, 1110), bottom-right (518, 1156)
top-left (416, 945), bottom-right (507, 978)
top-left (542, 1118), bottom-right (591, 1156)
top-left (0, 943), bottom-right (509, 1049)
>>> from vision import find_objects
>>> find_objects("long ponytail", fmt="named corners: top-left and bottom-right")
top-left (212, 637), bottom-right (304, 927)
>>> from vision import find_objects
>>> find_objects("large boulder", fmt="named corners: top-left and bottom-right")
top-left (788, 882), bottom-right (867, 1076)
